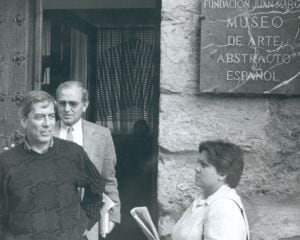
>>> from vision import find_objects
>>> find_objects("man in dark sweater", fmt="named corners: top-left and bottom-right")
top-left (0, 91), bottom-right (104, 240)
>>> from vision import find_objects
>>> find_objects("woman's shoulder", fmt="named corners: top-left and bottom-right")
top-left (208, 187), bottom-right (243, 212)
top-left (210, 197), bottom-right (240, 209)
top-left (207, 196), bottom-right (244, 221)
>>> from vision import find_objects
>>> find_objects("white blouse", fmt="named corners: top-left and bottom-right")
top-left (171, 185), bottom-right (249, 240)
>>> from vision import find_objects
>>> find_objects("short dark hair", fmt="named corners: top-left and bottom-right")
top-left (19, 91), bottom-right (56, 118)
top-left (199, 140), bottom-right (244, 188)
top-left (56, 81), bottom-right (89, 103)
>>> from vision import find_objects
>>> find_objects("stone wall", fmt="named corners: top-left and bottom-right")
top-left (158, 1), bottom-right (300, 239)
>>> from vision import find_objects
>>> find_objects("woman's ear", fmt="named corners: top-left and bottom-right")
top-left (217, 174), bottom-right (226, 182)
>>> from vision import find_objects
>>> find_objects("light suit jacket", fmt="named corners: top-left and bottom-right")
top-left (54, 119), bottom-right (121, 224)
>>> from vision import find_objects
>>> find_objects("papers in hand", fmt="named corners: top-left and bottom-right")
top-left (100, 193), bottom-right (115, 238)
top-left (130, 207), bottom-right (160, 240)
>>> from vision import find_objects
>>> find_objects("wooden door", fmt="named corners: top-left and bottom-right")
top-left (0, 0), bottom-right (42, 151)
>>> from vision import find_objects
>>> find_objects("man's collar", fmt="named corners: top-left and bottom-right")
top-left (23, 137), bottom-right (54, 154)
top-left (61, 118), bottom-right (82, 132)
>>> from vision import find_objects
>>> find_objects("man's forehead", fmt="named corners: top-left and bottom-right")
top-left (30, 101), bottom-right (55, 112)
top-left (59, 87), bottom-right (83, 99)
top-left (60, 86), bottom-right (82, 94)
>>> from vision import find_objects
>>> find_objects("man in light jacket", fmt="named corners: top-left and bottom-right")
top-left (54, 81), bottom-right (120, 240)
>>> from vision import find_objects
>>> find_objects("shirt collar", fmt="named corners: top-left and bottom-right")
top-left (194, 184), bottom-right (232, 207)
top-left (61, 118), bottom-right (82, 132)
top-left (23, 136), bottom-right (54, 154)
top-left (206, 184), bottom-right (231, 205)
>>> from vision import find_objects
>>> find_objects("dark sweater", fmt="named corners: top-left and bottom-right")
top-left (0, 137), bottom-right (104, 240)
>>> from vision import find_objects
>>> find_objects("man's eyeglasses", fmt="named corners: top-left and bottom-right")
top-left (58, 101), bottom-right (81, 108)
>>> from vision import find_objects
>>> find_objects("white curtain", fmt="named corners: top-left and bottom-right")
top-left (95, 28), bottom-right (156, 134)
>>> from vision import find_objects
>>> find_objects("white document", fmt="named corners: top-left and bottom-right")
top-left (130, 206), bottom-right (160, 240)
top-left (100, 193), bottom-right (115, 238)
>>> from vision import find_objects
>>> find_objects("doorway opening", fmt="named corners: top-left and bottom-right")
top-left (41, 2), bottom-right (160, 240)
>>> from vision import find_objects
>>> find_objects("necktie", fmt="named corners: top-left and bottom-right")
top-left (66, 127), bottom-right (74, 142)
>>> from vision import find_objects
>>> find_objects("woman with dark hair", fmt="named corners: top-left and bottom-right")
top-left (171, 140), bottom-right (249, 240)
